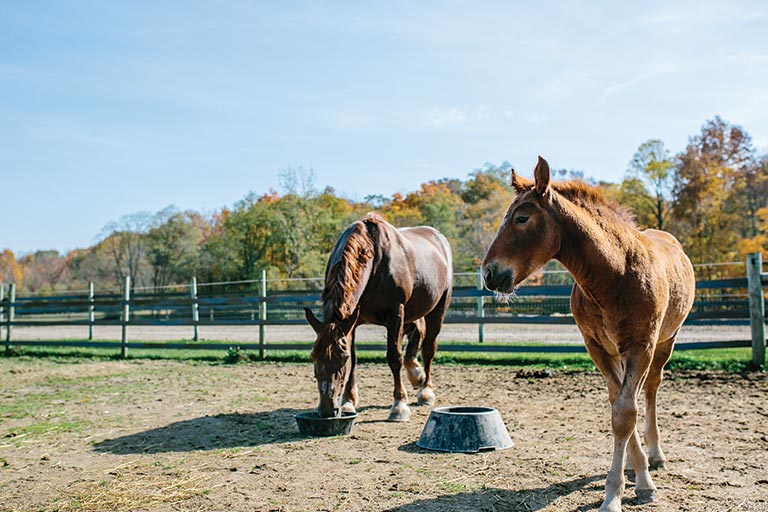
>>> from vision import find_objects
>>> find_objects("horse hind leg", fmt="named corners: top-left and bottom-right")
top-left (416, 290), bottom-right (450, 407)
top-left (403, 319), bottom-right (426, 390)
top-left (386, 304), bottom-right (411, 422)
top-left (644, 337), bottom-right (676, 470)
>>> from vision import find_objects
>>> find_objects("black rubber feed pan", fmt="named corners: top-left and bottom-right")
top-left (295, 411), bottom-right (358, 437)
top-left (417, 406), bottom-right (514, 453)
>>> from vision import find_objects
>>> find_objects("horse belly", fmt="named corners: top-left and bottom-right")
top-left (403, 286), bottom-right (442, 322)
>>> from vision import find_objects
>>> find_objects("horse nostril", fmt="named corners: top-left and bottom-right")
top-left (483, 265), bottom-right (495, 288)
top-left (483, 264), bottom-right (514, 292)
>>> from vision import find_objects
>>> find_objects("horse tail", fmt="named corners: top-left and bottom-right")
top-left (322, 220), bottom-right (375, 320)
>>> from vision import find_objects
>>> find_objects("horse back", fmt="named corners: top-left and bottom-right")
top-left (361, 221), bottom-right (453, 323)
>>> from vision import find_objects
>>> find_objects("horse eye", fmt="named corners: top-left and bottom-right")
top-left (514, 214), bottom-right (530, 225)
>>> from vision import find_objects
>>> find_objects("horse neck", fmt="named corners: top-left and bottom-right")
top-left (322, 241), bottom-right (374, 321)
top-left (552, 196), bottom-right (633, 297)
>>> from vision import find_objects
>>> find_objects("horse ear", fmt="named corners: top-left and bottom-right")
top-left (534, 156), bottom-right (551, 196)
top-left (511, 168), bottom-right (534, 194)
top-left (305, 308), bottom-right (322, 334)
top-left (340, 307), bottom-right (360, 336)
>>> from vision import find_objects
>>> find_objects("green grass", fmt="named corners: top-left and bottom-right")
top-left (2, 341), bottom-right (761, 372)
top-left (4, 420), bottom-right (93, 445)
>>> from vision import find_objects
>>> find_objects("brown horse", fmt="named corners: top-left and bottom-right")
top-left (305, 213), bottom-right (453, 422)
top-left (482, 157), bottom-right (695, 512)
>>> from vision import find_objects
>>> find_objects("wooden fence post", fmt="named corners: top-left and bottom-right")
top-left (121, 276), bottom-right (130, 359)
top-left (259, 270), bottom-right (267, 359)
top-left (0, 283), bottom-right (5, 343)
top-left (477, 267), bottom-right (485, 343)
top-left (191, 276), bottom-right (199, 342)
top-left (746, 252), bottom-right (766, 367)
top-left (5, 283), bottom-right (15, 351)
top-left (88, 282), bottom-right (95, 341)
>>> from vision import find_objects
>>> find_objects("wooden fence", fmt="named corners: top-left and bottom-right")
top-left (1, 254), bottom-right (766, 365)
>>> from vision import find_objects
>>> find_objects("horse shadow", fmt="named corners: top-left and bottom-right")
top-left (394, 443), bottom-right (620, 511)
top-left (383, 475), bottom-right (609, 512)
top-left (92, 408), bottom-right (306, 454)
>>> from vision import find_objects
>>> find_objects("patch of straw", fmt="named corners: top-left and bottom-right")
top-left (51, 461), bottom-right (207, 512)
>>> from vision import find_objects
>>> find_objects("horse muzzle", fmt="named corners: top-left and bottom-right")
top-left (482, 263), bottom-right (514, 293)
top-left (317, 403), bottom-right (342, 418)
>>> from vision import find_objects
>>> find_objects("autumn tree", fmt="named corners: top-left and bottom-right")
top-left (0, 249), bottom-right (23, 288)
top-left (672, 117), bottom-right (755, 267)
top-left (18, 250), bottom-right (70, 293)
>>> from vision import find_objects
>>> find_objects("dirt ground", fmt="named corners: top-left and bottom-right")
top-left (1, 358), bottom-right (767, 512)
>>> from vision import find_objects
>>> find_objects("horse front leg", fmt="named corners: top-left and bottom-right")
top-left (601, 345), bottom-right (655, 512)
top-left (386, 304), bottom-right (410, 422)
top-left (341, 329), bottom-right (358, 414)
top-left (585, 338), bottom-right (655, 512)
top-left (416, 289), bottom-right (449, 406)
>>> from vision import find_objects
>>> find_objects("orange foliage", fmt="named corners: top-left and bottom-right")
top-left (0, 249), bottom-right (23, 286)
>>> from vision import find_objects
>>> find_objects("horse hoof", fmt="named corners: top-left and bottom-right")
top-left (387, 410), bottom-right (410, 422)
top-left (598, 498), bottom-right (622, 512)
top-left (388, 402), bottom-right (411, 422)
top-left (649, 458), bottom-right (667, 471)
top-left (341, 402), bottom-right (357, 414)
top-left (636, 488), bottom-right (658, 504)
top-left (416, 387), bottom-right (435, 406)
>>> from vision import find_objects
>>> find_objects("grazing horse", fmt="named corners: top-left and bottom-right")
top-left (305, 213), bottom-right (453, 422)
top-left (482, 157), bottom-right (695, 512)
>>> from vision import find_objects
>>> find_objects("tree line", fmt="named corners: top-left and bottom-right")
top-left (1, 116), bottom-right (767, 294)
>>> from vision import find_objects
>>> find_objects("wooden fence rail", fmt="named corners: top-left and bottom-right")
top-left (1, 254), bottom-right (766, 365)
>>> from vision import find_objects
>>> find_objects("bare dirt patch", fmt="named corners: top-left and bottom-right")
top-left (1, 359), bottom-right (767, 511)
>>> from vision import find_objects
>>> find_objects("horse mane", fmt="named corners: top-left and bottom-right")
top-left (513, 173), bottom-right (636, 227)
top-left (321, 214), bottom-right (377, 321)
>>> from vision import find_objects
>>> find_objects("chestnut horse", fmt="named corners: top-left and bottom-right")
top-left (482, 157), bottom-right (695, 512)
top-left (305, 213), bottom-right (453, 422)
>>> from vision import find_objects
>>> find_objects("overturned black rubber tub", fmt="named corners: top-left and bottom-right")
top-left (416, 406), bottom-right (514, 453)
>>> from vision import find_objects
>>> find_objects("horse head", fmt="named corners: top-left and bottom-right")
top-left (305, 307), bottom-right (360, 417)
top-left (482, 156), bottom-right (561, 294)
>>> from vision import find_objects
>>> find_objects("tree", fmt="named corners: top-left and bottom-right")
top-left (733, 152), bottom-right (768, 240)
top-left (460, 162), bottom-right (513, 204)
top-left (738, 206), bottom-right (768, 257)
top-left (0, 249), bottom-right (23, 287)
top-left (98, 211), bottom-right (154, 289)
top-left (18, 250), bottom-right (69, 293)
top-left (146, 209), bottom-right (202, 289)
top-left (672, 117), bottom-right (755, 266)
top-left (623, 139), bottom-right (675, 230)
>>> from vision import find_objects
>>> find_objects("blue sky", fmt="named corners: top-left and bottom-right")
top-left (2, 1), bottom-right (767, 255)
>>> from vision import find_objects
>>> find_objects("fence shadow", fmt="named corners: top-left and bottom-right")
top-left (92, 409), bottom-right (306, 454)
top-left (383, 475), bottom-right (608, 512)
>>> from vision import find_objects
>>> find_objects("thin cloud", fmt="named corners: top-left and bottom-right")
top-left (424, 105), bottom-right (491, 128)
top-left (602, 72), bottom-right (658, 99)
top-left (639, 3), bottom-right (768, 30)
top-left (425, 107), bottom-right (467, 127)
